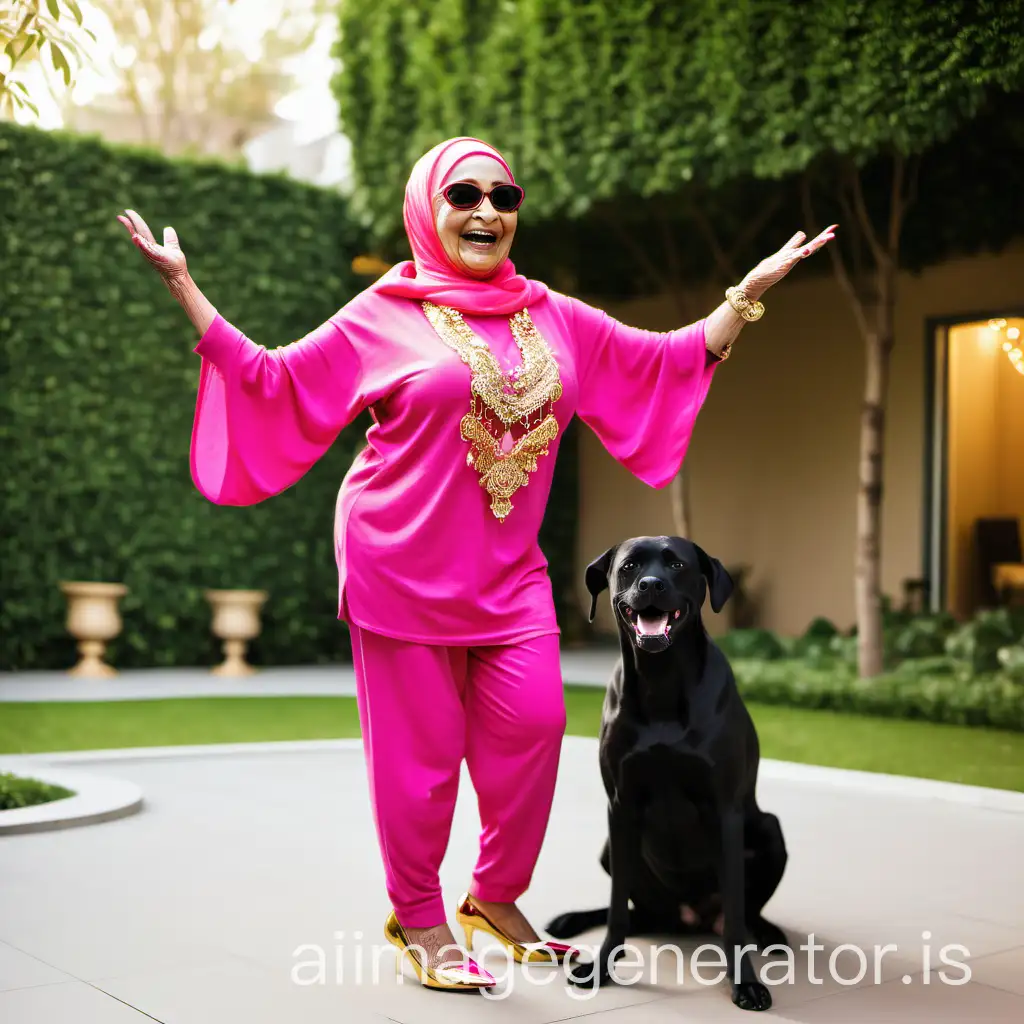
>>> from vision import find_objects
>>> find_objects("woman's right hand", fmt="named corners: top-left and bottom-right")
top-left (117, 208), bottom-right (188, 282)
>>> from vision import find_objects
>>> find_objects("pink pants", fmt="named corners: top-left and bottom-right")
top-left (350, 626), bottom-right (567, 928)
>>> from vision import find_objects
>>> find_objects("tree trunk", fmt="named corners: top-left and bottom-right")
top-left (666, 284), bottom-right (696, 540)
top-left (670, 464), bottom-right (692, 538)
top-left (804, 159), bottom-right (909, 680)
top-left (855, 273), bottom-right (895, 679)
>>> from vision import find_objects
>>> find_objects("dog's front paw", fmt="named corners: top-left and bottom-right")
top-left (566, 945), bottom-right (621, 989)
top-left (567, 959), bottom-right (612, 989)
top-left (732, 980), bottom-right (772, 1011)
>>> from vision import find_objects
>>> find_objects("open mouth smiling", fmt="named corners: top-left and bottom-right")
top-left (461, 230), bottom-right (498, 248)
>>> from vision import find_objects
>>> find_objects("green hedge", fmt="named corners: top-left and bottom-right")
top-left (721, 606), bottom-right (1024, 731)
top-left (0, 772), bottom-right (74, 811)
top-left (733, 660), bottom-right (1024, 732)
top-left (0, 123), bottom-right (580, 670)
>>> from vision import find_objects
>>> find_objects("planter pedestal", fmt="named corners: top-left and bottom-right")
top-left (205, 590), bottom-right (268, 676)
top-left (59, 582), bottom-right (129, 678)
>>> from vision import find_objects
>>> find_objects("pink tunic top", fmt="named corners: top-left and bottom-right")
top-left (189, 287), bottom-right (716, 646)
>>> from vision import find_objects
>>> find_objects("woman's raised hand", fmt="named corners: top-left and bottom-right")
top-left (740, 224), bottom-right (837, 300)
top-left (116, 208), bottom-right (218, 336)
top-left (117, 208), bottom-right (188, 281)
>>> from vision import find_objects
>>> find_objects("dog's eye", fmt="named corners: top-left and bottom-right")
top-left (620, 561), bottom-right (637, 572)
top-left (670, 561), bottom-right (685, 570)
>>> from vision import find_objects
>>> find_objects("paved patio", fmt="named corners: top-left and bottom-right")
top-left (0, 649), bottom-right (617, 702)
top-left (1, 736), bottom-right (1022, 1022)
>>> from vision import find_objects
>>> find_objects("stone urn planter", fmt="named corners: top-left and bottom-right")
top-left (59, 582), bottom-right (129, 678)
top-left (204, 589), bottom-right (268, 676)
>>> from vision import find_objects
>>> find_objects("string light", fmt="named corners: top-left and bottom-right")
top-left (989, 319), bottom-right (1024, 376)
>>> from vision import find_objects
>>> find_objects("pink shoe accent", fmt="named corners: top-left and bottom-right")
top-left (541, 941), bottom-right (578, 956)
top-left (462, 957), bottom-right (494, 981)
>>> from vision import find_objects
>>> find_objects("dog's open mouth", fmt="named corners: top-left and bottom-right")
top-left (618, 602), bottom-right (684, 651)
top-left (622, 604), bottom-right (685, 641)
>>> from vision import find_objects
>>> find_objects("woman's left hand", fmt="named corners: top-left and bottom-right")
top-left (738, 224), bottom-right (837, 300)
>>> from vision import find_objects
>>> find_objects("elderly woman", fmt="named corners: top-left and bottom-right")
top-left (118, 137), bottom-right (833, 991)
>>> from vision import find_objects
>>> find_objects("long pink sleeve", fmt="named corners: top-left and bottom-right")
top-left (568, 297), bottom-right (718, 489)
top-left (189, 313), bottom-right (368, 505)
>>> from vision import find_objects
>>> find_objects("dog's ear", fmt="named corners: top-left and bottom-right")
top-left (694, 544), bottom-right (733, 614)
top-left (584, 546), bottom-right (617, 623)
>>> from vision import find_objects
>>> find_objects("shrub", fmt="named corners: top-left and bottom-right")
top-left (892, 613), bottom-right (957, 660)
top-left (791, 617), bottom-right (841, 665)
top-left (802, 616), bottom-right (840, 639)
top-left (945, 609), bottom-right (1020, 675)
top-left (890, 655), bottom-right (960, 679)
top-left (0, 772), bottom-right (74, 811)
top-left (827, 633), bottom-right (859, 667)
top-left (0, 123), bottom-right (581, 669)
top-left (1008, 606), bottom-right (1024, 638)
top-left (718, 601), bottom-right (1024, 731)
top-left (716, 628), bottom-right (786, 661)
top-left (998, 645), bottom-right (1024, 684)
top-left (730, 658), bottom-right (1024, 731)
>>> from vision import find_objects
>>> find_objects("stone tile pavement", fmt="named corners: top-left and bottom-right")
top-left (0, 736), bottom-right (1022, 1022)
top-left (0, 649), bottom-right (618, 702)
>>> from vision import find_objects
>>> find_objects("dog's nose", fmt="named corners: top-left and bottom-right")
top-left (636, 576), bottom-right (666, 594)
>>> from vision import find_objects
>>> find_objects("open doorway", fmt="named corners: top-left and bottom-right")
top-left (925, 314), bottom-right (1024, 619)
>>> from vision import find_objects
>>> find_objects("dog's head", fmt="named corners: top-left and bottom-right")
top-left (585, 536), bottom-right (733, 653)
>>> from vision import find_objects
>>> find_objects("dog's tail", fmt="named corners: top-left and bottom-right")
top-left (543, 907), bottom-right (608, 939)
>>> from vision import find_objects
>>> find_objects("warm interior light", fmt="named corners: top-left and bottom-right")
top-left (985, 319), bottom-right (1024, 376)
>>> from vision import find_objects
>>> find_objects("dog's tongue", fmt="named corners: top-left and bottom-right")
top-left (637, 612), bottom-right (669, 636)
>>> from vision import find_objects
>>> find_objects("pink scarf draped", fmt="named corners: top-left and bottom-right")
top-left (368, 137), bottom-right (549, 315)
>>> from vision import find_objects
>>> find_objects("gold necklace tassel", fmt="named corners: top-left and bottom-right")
top-left (422, 301), bottom-right (563, 522)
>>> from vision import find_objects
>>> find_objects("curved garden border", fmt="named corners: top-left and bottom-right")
top-left (0, 759), bottom-right (143, 835)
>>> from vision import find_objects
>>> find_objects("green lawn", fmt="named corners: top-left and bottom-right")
top-left (2, 687), bottom-right (1022, 792)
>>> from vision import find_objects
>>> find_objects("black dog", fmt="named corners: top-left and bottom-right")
top-left (547, 536), bottom-right (788, 1011)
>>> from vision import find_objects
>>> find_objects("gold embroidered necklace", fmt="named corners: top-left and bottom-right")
top-left (421, 301), bottom-right (563, 522)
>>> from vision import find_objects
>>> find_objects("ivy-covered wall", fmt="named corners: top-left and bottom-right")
top-left (0, 123), bottom-right (582, 670)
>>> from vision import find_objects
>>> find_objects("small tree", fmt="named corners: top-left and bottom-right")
top-left (704, 0), bottom-right (1024, 676)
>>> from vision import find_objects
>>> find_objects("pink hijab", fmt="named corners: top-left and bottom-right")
top-left (368, 137), bottom-right (548, 315)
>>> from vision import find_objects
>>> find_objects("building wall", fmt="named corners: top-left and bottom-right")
top-left (575, 242), bottom-right (1024, 638)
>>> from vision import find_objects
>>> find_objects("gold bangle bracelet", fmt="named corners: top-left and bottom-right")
top-left (725, 285), bottom-right (765, 322)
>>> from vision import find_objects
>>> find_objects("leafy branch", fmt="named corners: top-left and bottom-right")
top-left (0, 0), bottom-right (95, 116)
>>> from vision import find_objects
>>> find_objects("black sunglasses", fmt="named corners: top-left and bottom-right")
top-left (441, 182), bottom-right (525, 213)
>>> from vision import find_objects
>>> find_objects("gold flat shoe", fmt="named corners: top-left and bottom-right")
top-left (384, 910), bottom-right (495, 990)
top-left (456, 892), bottom-right (580, 965)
